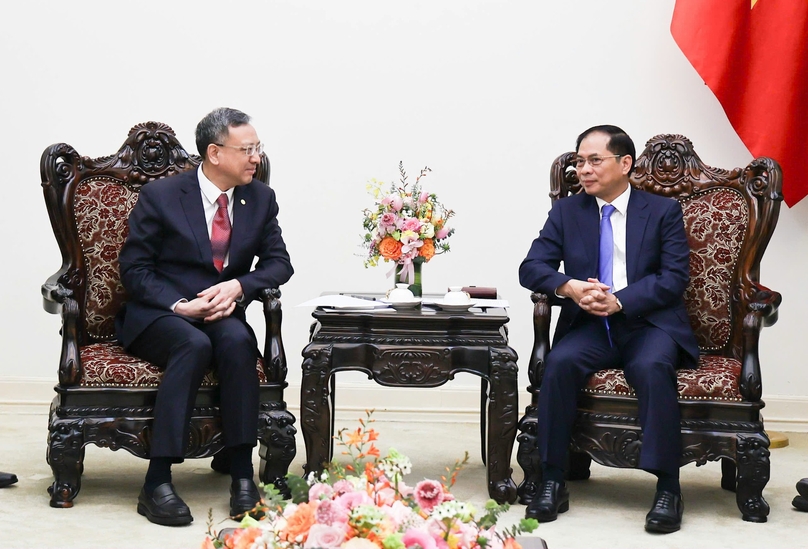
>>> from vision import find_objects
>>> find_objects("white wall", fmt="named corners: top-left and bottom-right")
top-left (2, 0), bottom-right (806, 428)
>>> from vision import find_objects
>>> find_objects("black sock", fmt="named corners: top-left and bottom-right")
top-left (228, 445), bottom-right (255, 482)
top-left (144, 457), bottom-right (173, 496)
top-left (542, 463), bottom-right (565, 484)
top-left (654, 472), bottom-right (681, 495)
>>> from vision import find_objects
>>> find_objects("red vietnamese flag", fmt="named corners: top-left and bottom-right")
top-left (671, 0), bottom-right (808, 206)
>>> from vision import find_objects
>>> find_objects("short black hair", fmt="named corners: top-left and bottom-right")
top-left (195, 107), bottom-right (252, 159)
top-left (576, 124), bottom-right (636, 174)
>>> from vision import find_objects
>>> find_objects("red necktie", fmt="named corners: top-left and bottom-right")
top-left (211, 193), bottom-right (231, 272)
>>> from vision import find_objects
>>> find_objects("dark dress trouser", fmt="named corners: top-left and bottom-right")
top-left (537, 314), bottom-right (683, 476)
top-left (128, 314), bottom-right (259, 459)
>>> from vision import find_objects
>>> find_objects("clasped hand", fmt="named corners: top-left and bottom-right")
top-left (174, 279), bottom-right (244, 322)
top-left (561, 278), bottom-right (620, 317)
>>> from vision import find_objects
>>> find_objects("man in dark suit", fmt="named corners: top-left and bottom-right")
top-left (519, 125), bottom-right (698, 534)
top-left (116, 107), bottom-right (294, 526)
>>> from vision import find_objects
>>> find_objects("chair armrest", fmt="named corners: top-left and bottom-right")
top-left (41, 281), bottom-right (83, 386)
top-left (41, 278), bottom-right (72, 315)
top-left (528, 292), bottom-right (553, 392)
top-left (260, 288), bottom-right (287, 383)
top-left (739, 285), bottom-right (783, 401)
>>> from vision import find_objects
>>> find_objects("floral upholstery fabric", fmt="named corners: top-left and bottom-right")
top-left (679, 188), bottom-right (747, 351)
top-left (75, 178), bottom-right (139, 340)
top-left (80, 342), bottom-right (268, 387)
top-left (582, 189), bottom-right (748, 402)
top-left (584, 355), bottom-right (741, 401)
top-left (74, 179), bottom-right (269, 388)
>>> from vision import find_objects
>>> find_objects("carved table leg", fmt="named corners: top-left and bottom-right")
top-left (516, 403), bottom-right (541, 505)
top-left (301, 345), bottom-right (334, 475)
top-left (735, 433), bottom-right (770, 522)
top-left (487, 347), bottom-right (518, 504)
top-left (258, 402), bottom-right (297, 497)
top-left (47, 416), bottom-right (85, 508)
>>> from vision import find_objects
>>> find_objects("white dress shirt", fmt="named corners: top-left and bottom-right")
top-left (596, 186), bottom-right (631, 292)
top-left (198, 166), bottom-right (235, 268)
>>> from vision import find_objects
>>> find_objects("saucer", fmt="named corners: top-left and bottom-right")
top-left (384, 298), bottom-right (422, 310)
top-left (433, 300), bottom-right (476, 312)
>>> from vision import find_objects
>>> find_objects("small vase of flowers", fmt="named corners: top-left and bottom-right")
top-left (360, 162), bottom-right (455, 296)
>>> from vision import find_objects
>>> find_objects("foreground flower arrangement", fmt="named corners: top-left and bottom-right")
top-left (203, 411), bottom-right (537, 549)
top-left (360, 162), bottom-right (455, 285)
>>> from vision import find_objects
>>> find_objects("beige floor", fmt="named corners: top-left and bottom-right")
top-left (1, 406), bottom-right (806, 549)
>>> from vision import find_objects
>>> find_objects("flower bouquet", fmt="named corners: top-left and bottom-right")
top-left (360, 162), bottom-right (455, 291)
top-left (203, 410), bottom-right (537, 549)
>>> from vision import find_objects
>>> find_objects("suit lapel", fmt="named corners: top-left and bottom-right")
top-left (625, 189), bottom-right (650, 283)
top-left (227, 185), bottom-right (253, 269)
top-left (575, 196), bottom-right (600, 277)
top-left (178, 172), bottom-right (215, 268)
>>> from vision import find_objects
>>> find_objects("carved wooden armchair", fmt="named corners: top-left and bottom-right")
top-left (515, 134), bottom-right (782, 522)
top-left (40, 122), bottom-right (296, 508)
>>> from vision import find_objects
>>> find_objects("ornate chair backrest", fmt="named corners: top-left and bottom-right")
top-left (549, 134), bottom-right (782, 360)
top-left (41, 122), bottom-right (270, 346)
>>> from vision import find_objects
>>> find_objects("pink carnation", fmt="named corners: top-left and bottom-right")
top-left (315, 499), bottom-right (349, 526)
top-left (413, 479), bottom-right (444, 513)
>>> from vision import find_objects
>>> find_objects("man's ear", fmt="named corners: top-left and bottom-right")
top-left (207, 144), bottom-right (221, 166)
top-left (620, 155), bottom-right (632, 175)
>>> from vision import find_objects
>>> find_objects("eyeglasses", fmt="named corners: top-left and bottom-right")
top-left (573, 154), bottom-right (622, 168)
top-left (214, 142), bottom-right (264, 156)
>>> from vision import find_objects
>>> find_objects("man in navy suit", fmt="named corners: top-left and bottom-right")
top-left (117, 107), bottom-right (294, 526)
top-left (519, 125), bottom-right (698, 533)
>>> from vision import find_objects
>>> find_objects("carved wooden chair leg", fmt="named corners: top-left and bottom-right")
top-left (721, 457), bottom-right (736, 491)
top-left (257, 404), bottom-right (297, 498)
top-left (735, 433), bottom-right (771, 522)
top-left (47, 417), bottom-right (86, 508)
top-left (515, 406), bottom-right (540, 504)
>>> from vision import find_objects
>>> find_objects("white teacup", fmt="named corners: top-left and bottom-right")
top-left (387, 283), bottom-right (415, 302)
top-left (443, 286), bottom-right (471, 305)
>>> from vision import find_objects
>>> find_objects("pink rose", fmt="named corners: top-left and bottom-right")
top-left (403, 529), bottom-right (438, 549)
top-left (435, 227), bottom-right (450, 240)
top-left (401, 217), bottom-right (421, 232)
top-left (337, 490), bottom-right (373, 510)
top-left (331, 479), bottom-right (355, 496)
top-left (419, 191), bottom-right (430, 204)
top-left (309, 483), bottom-right (334, 501)
top-left (391, 195), bottom-right (404, 211)
top-left (413, 480), bottom-right (444, 513)
top-left (303, 523), bottom-right (345, 549)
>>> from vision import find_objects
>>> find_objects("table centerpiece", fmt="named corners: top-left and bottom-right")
top-left (360, 162), bottom-right (455, 297)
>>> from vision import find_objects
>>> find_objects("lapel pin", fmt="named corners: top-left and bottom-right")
top-left (240, 199), bottom-right (246, 205)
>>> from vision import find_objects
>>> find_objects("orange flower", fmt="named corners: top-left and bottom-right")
top-left (224, 527), bottom-right (262, 549)
top-left (419, 239), bottom-right (435, 261)
top-left (503, 538), bottom-right (523, 549)
top-left (201, 537), bottom-right (216, 549)
top-left (378, 236), bottom-right (402, 261)
top-left (280, 502), bottom-right (317, 542)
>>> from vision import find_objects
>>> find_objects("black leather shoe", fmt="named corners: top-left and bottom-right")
top-left (645, 490), bottom-right (683, 533)
top-left (525, 480), bottom-right (569, 522)
top-left (137, 483), bottom-right (193, 526)
top-left (797, 478), bottom-right (808, 499)
top-left (0, 472), bottom-right (18, 488)
top-left (230, 478), bottom-right (264, 519)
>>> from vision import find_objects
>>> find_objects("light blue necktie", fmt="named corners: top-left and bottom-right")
top-left (599, 204), bottom-right (616, 346)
